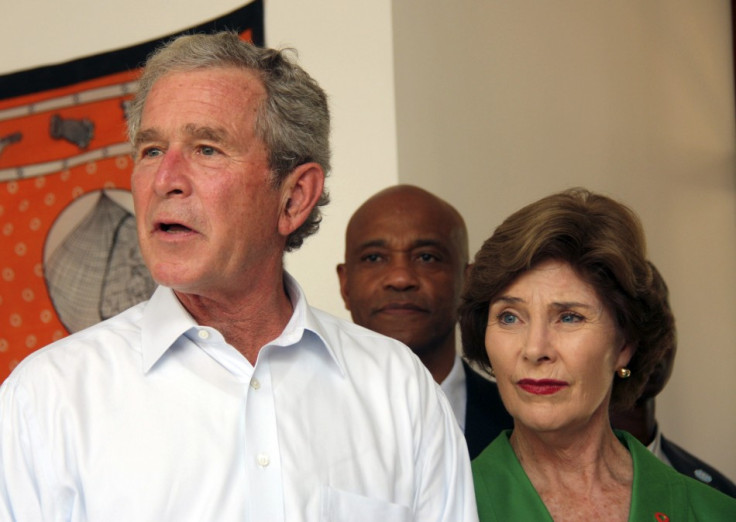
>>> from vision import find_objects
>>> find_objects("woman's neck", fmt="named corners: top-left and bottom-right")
top-left (513, 421), bottom-right (626, 471)
top-left (509, 416), bottom-right (633, 522)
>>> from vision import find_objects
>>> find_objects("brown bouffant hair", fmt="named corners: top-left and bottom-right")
top-left (459, 188), bottom-right (674, 410)
top-left (633, 261), bottom-right (677, 404)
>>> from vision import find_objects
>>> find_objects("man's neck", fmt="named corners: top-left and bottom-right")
top-left (175, 271), bottom-right (293, 365)
top-left (417, 339), bottom-right (457, 384)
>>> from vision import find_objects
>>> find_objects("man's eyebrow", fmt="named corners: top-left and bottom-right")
top-left (411, 239), bottom-right (446, 250)
top-left (183, 123), bottom-right (229, 143)
top-left (133, 125), bottom-right (231, 148)
top-left (133, 129), bottom-right (161, 149)
top-left (356, 239), bottom-right (388, 250)
top-left (355, 238), bottom-right (448, 252)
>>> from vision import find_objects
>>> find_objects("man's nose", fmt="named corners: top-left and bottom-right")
top-left (382, 256), bottom-right (419, 291)
top-left (153, 148), bottom-right (192, 198)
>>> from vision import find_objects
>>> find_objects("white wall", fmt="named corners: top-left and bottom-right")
top-left (264, 1), bottom-right (398, 316)
top-left (393, 0), bottom-right (736, 480)
top-left (3, 0), bottom-right (734, 481)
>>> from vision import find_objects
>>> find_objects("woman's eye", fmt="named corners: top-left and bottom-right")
top-left (560, 312), bottom-right (583, 323)
top-left (497, 312), bottom-right (518, 325)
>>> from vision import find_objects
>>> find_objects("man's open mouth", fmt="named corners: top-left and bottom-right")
top-left (159, 223), bottom-right (192, 233)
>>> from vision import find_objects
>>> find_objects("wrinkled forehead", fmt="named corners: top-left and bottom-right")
top-left (349, 206), bottom-right (465, 258)
top-left (145, 66), bottom-right (266, 113)
top-left (345, 186), bottom-right (467, 254)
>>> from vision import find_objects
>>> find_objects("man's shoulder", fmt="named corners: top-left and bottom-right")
top-left (661, 434), bottom-right (736, 498)
top-left (306, 306), bottom-right (432, 379)
top-left (309, 306), bottom-right (417, 352)
top-left (4, 302), bottom-right (146, 386)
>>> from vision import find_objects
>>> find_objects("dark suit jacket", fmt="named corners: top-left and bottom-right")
top-left (661, 434), bottom-right (736, 498)
top-left (462, 360), bottom-right (514, 460)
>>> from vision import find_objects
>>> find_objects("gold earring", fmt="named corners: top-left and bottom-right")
top-left (616, 367), bottom-right (631, 379)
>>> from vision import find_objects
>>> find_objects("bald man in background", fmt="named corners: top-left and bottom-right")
top-left (337, 185), bottom-right (512, 459)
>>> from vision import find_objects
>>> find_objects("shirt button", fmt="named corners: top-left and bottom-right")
top-left (250, 378), bottom-right (261, 390)
top-left (257, 453), bottom-right (270, 467)
top-left (197, 329), bottom-right (210, 340)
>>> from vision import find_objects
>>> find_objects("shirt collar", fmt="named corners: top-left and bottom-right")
top-left (141, 285), bottom-right (198, 372)
top-left (140, 272), bottom-right (345, 375)
top-left (647, 423), bottom-right (672, 466)
top-left (278, 272), bottom-right (347, 377)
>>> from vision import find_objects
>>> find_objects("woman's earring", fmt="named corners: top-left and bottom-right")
top-left (616, 367), bottom-right (631, 379)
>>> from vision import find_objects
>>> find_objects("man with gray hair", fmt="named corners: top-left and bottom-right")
top-left (0, 33), bottom-right (476, 521)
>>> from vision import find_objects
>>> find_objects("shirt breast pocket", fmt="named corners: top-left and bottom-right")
top-left (321, 486), bottom-right (412, 522)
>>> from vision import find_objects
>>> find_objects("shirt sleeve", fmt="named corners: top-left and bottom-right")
top-left (0, 374), bottom-right (59, 521)
top-left (412, 371), bottom-right (479, 522)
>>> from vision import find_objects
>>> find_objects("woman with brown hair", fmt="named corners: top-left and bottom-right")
top-left (460, 188), bottom-right (735, 520)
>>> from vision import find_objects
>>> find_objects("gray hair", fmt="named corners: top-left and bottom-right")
top-left (127, 32), bottom-right (331, 251)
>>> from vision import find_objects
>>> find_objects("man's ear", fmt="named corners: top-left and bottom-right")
top-left (278, 162), bottom-right (325, 237)
top-left (336, 263), bottom-right (351, 311)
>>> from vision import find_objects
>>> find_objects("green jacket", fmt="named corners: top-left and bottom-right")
top-left (473, 430), bottom-right (736, 521)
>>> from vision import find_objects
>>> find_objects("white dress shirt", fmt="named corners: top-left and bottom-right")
top-left (647, 424), bottom-right (673, 467)
top-left (439, 355), bottom-right (468, 433)
top-left (0, 274), bottom-right (477, 522)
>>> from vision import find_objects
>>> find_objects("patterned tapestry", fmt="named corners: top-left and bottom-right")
top-left (0, 1), bottom-right (264, 381)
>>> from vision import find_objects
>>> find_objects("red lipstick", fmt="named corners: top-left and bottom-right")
top-left (517, 379), bottom-right (568, 395)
